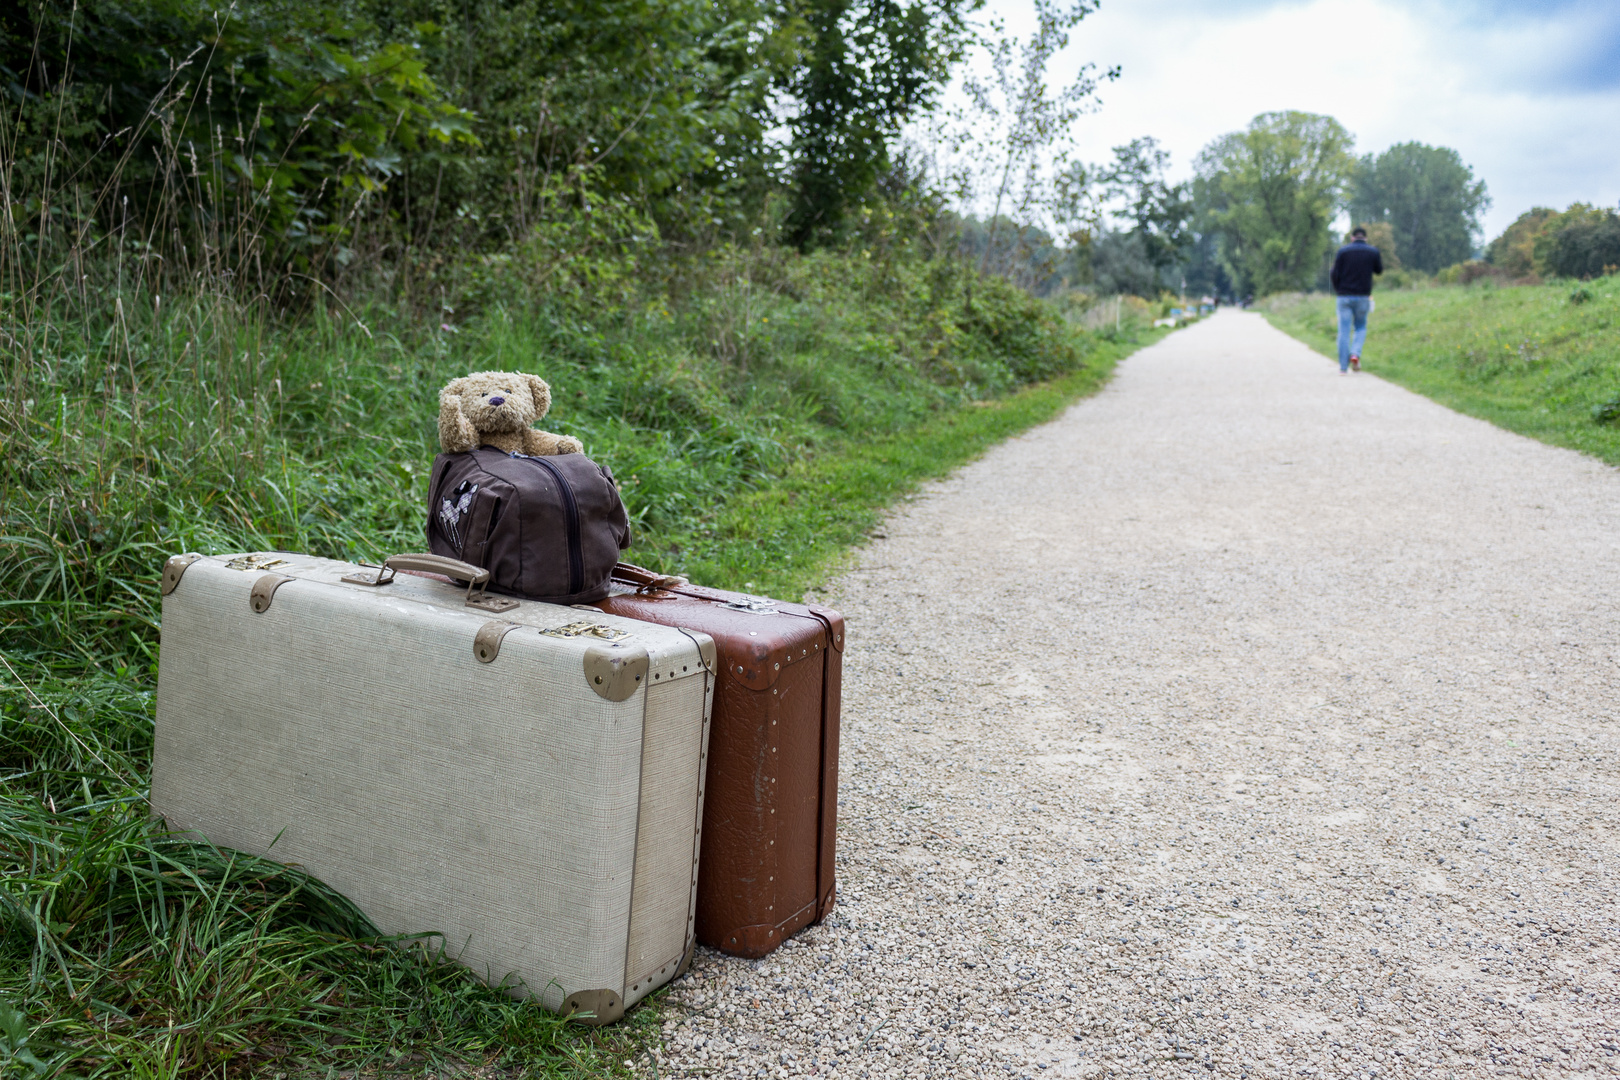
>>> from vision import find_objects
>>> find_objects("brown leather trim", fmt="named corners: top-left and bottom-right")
top-left (719, 897), bottom-right (822, 959)
top-left (787, 603), bottom-right (843, 927)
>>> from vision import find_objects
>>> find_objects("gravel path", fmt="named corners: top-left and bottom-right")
top-left (655, 311), bottom-right (1620, 1079)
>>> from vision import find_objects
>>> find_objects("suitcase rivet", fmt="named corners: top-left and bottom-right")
top-left (594, 676), bottom-right (603, 685)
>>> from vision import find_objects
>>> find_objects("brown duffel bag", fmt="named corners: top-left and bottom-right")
top-left (425, 447), bottom-right (631, 605)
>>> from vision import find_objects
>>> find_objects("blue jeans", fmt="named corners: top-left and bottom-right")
top-left (1336, 295), bottom-right (1370, 371)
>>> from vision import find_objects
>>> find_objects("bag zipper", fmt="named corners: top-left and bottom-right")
top-left (530, 455), bottom-right (584, 595)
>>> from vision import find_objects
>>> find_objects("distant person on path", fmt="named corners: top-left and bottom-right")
top-left (1330, 226), bottom-right (1384, 374)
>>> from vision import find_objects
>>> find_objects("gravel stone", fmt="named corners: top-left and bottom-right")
top-left (654, 311), bottom-right (1620, 1078)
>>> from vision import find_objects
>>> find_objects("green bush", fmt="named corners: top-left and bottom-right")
top-left (3, 0), bottom-right (475, 273)
top-left (1540, 213), bottom-right (1620, 280)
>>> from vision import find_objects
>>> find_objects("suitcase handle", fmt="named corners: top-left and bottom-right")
top-left (342, 553), bottom-right (519, 613)
top-left (612, 561), bottom-right (689, 593)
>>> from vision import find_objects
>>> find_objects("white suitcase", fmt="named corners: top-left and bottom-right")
top-left (151, 551), bottom-right (715, 1024)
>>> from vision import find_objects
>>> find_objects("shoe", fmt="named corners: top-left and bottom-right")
top-left (1350, 355), bottom-right (1360, 372)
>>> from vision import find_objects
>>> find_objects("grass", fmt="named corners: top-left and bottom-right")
top-left (1, 242), bottom-right (1161, 1076)
top-left (1259, 277), bottom-right (1620, 466)
top-left (679, 335), bottom-right (1156, 599)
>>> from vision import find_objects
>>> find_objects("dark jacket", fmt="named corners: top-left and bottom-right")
top-left (1330, 240), bottom-right (1383, 296)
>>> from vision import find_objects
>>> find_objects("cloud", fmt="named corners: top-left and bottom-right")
top-left (1431, 0), bottom-right (1620, 93)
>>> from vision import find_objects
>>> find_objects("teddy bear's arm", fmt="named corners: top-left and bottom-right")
top-left (438, 388), bottom-right (480, 453)
top-left (522, 428), bottom-right (584, 456)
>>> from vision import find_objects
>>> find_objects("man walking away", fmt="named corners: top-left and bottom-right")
top-left (1330, 227), bottom-right (1383, 374)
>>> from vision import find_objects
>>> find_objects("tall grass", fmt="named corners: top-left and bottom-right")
top-left (2, 274), bottom-right (1116, 1076)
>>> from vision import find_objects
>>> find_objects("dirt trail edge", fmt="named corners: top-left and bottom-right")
top-left (659, 310), bottom-right (1620, 1079)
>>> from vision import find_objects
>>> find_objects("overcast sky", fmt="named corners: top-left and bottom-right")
top-left (967, 0), bottom-right (1620, 241)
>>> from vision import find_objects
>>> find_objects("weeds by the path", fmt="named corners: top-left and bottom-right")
top-left (1, 267), bottom-right (1158, 1074)
top-left (1260, 279), bottom-right (1620, 467)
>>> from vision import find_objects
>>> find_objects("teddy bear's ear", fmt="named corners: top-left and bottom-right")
top-left (438, 379), bottom-right (478, 453)
top-left (523, 374), bottom-right (552, 419)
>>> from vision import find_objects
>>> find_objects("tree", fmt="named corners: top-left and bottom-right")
top-left (370, 0), bottom-right (796, 245)
top-left (1194, 111), bottom-right (1356, 296)
top-left (1358, 222), bottom-right (1400, 269)
top-left (946, 0), bottom-right (1115, 279)
top-left (1532, 204), bottom-right (1620, 279)
top-left (782, 0), bottom-right (978, 248)
top-left (1348, 142), bottom-right (1489, 273)
top-left (4, 0), bottom-right (475, 266)
top-left (1087, 228), bottom-right (1156, 297)
top-left (1486, 207), bottom-right (1557, 277)
top-left (1101, 136), bottom-right (1192, 275)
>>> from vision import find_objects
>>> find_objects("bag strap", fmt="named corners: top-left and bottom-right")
top-left (612, 561), bottom-right (689, 594)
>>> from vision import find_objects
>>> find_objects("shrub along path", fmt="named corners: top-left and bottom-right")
top-left (655, 310), bottom-right (1620, 1077)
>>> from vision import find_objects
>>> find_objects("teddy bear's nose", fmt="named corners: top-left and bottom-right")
top-left (487, 395), bottom-right (505, 407)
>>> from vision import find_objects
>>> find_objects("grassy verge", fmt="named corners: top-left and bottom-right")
top-left (1, 249), bottom-right (1161, 1077)
top-left (1259, 278), bottom-right (1620, 466)
top-left (668, 330), bottom-right (1162, 599)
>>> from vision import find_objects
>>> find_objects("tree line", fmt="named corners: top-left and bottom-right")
top-left (1, 0), bottom-right (987, 304)
top-left (6, 2), bottom-right (1615, 312)
top-left (1028, 110), bottom-right (1619, 301)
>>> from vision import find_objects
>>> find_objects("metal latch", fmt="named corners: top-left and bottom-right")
top-left (722, 597), bottom-right (778, 615)
top-left (542, 621), bottom-right (631, 641)
top-left (227, 554), bottom-right (288, 572)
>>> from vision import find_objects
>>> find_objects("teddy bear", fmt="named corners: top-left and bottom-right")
top-left (437, 370), bottom-right (583, 456)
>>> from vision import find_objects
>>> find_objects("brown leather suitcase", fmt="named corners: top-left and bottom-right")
top-left (592, 563), bottom-right (843, 958)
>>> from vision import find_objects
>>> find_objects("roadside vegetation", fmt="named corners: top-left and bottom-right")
top-left (0, 257), bottom-right (1157, 1077)
top-left (1259, 174), bottom-right (1620, 467)
top-left (1260, 277), bottom-right (1620, 466)
top-left (0, 1), bottom-right (1172, 1075)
